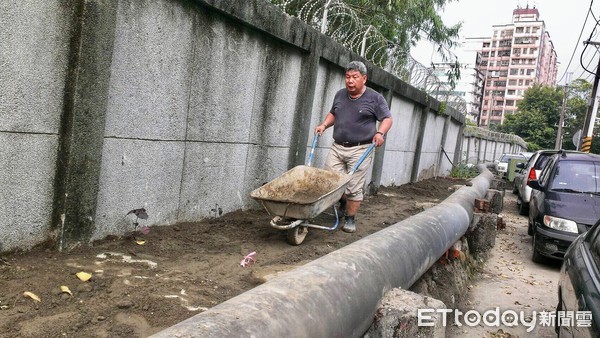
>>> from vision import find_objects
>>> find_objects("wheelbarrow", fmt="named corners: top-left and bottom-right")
top-left (250, 134), bottom-right (376, 245)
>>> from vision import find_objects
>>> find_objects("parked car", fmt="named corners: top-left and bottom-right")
top-left (494, 153), bottom-right (529, 178)
top-left (556, 217), bottom-right (600, 336)
top-left (513, 150), bottom-right (559, 215)
top-left (528, 151), bottom-right (600, 262)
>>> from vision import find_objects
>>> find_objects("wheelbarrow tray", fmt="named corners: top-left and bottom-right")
top-left (250, 165), bottom-right (350, 220)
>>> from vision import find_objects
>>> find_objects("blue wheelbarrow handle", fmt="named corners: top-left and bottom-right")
top-left (350, 142), bottom-right (376, 175)
top-left (307, 133), bottom-right (319, 167)
top-left (307, 133), bottom-right (375, 173)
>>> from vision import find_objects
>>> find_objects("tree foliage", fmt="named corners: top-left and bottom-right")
top-left (344, 0), bottom-right (461, 60)
top-left (497, 81), bottom-right (600, 153)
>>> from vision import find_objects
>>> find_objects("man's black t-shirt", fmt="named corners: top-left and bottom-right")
top-left (330, 87), bottom-right (391, 144)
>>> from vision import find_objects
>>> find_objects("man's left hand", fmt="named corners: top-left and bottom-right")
top-left (373, 133), bottom-right (385, 147)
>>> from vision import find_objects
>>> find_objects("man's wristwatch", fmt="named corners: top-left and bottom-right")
top-left (376, 131), bottom-right (385, 136)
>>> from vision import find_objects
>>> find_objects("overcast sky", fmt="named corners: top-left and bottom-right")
top-left (411, 0), bottom-right (599, 85)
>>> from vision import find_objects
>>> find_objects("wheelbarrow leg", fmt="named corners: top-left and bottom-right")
top-left (287, 223), bottom-right (308, 245)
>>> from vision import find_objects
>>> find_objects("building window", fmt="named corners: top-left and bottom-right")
top-left (494, 81), bottom-right (506, 87)
top-left (495, 100), bottom-right (504, 106)
top-left (516, 27), bottom-right (524, 33)
top-left (530, 48), bottom-right (537, 54)
top-left (483, 42), bottom-right (490, 48)
top-left (485, 90), bottom-right (490, 96)
top-left (506, 100), bottom-right (515, 106)
top-left (482, 51), bottom-right (489, 57)
top-left (508, 80), bottom-right (517, 86)
top-left (489, 61), bottom-right (495, 66)
top-left (518, 79), bottom-right (524, 86)
top-left (481, 61), bottom-right (488, 66)
top-left (525, 27), bottom-right (530, 33)
top-left (491, 51), bottom-right (496, 57)
top-left (525, 80), bottom-right (532, 85)
top-left (532, 27), bottom-right (539, 34)
top-left (501, 61), bottom-right (509, 66)
top-left (507, 89), bottom-right (516, 95)
top-left (484, 100), bottom-right (488, 105)
top-left (493, 110), bottom-right (503, 116)
top-left (526, 69), bottom-right (534, 76)
top-left (492, 41), bottom-right (497, 47)
top-left (510, 69), bottom-right (518, 75)
top-left (513, 48), bottom-right (521, 54)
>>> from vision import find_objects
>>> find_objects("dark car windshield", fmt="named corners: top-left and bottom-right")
top-left (550, 160), bottom-right (600, 194)
top-left (500, 154), bottom-right (524, 162)
top-left (534, 154), bottom-right (554, 170)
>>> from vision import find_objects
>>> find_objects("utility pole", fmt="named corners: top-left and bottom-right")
top-left (581, 41), bottom-right (600, 152)
top-left (555, 73), bottom-right (572, 150)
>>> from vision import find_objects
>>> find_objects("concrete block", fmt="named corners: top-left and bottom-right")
top-left (0, 2), bottom-right (73, 134)
top-left (0, 133), bottom-right (58, 251)
top-left (365, 288), bottom-right (446, 338)
top-left (486, 189), bottom-right (504, 214)
top-left (466, 213), bottom-right (497, 260)
top-left (177, 142), bottom-right (248, 221)
top-left (93, 138), bottom-right (185, 240)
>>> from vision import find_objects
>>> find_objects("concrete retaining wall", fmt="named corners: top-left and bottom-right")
top-left (0, 0), bottom-right (516, 252)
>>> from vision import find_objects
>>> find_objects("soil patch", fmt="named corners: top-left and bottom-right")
top-left (0, 177), bottom-right (466, 338)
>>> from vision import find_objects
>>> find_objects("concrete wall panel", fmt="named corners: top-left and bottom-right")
top-left (178, 142), bottom-right (249, 221)
top-left (104, 0), bottom-right (194, 140)
top-left (93, 139), bottom-right (185, 241)
top-left (418, 113), bottom-right (445, 177)
top-left (0, 134), bottom-right (58, 251)
top-left (0, 2), bottom-right (74, 134)
top-left (187, 14), bottom-right (263, 143)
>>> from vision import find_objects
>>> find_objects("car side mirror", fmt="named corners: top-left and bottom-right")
top-left (528, 179), bottom-right (544, 191)
top-left (516, 163), bottom-right (525, 169)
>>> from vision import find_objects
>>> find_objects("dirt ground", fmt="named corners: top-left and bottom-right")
top-left (0, 177), bottom-right (467, 338)
top-left (448, 189), bottom-right (561, 338)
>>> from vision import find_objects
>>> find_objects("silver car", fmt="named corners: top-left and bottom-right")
top-left (513, 150), bottom-right (558, 216)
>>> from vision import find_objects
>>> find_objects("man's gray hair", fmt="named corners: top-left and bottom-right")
top-left (346, 61), bottom-right (367, 75)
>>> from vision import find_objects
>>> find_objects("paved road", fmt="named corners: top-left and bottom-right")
top-left (447, 190), bottom-right (561, 337)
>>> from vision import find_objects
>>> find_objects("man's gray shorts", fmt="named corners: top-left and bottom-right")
top-left (324, 143), bottom-right (373, 201)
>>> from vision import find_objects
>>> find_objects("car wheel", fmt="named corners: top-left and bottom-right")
top-left (518, 200), bottom-right (528, 216)
top-left (532, 232), bottom-right (544, 263)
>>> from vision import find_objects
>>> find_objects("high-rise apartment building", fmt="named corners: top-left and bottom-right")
top-left (476, 6), bottom-right (558, 126)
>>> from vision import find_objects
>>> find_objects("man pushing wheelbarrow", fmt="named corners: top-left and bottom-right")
top-left (251, 61), bottom-right (392, 245)
top-left (314, 61), bottom-right (393, 233)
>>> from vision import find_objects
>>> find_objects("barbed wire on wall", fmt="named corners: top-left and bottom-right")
top-left (272, 0), bottom-right (467, 115)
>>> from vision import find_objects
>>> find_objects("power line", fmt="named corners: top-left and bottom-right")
top-left (558, 0), bottom-right (594, 83)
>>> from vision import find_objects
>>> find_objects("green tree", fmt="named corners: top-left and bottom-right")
top-left (498, 80), bottom-right (600, 153)
top-left (562, 79), bottom-right (591, 150)
top-left (500, 109), bottom-right (556, 151)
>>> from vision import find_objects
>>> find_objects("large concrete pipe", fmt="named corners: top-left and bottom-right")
top-left (152, 165), bottom-right (494, 337)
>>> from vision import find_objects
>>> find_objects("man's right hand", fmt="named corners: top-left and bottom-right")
top-left (315, 124), bottom-right (326, 135)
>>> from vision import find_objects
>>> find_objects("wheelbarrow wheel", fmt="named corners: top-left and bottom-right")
top-left (287, 224), bottom-right (308, 245)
